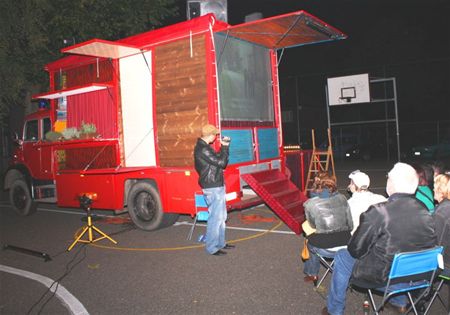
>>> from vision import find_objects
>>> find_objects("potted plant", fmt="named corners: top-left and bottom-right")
top-left (44, 131), bottom-right (63, 142)
top-left (80, 121), bottom-right (98, 139)
top-left (62, 127), bottom-right (80, 140)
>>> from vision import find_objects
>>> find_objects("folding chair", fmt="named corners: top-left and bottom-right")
top-left (360, 246), bottom-right (443, 315)
top-left (187, 193), bottom-right (209, 241)
top-left (423, 269), bottom-right (450, 315)
top-left (315, 245), bottom-right (347, 289)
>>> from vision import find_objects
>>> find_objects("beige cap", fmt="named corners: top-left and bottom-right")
top-left (201, 124), bottom-right (219, 136)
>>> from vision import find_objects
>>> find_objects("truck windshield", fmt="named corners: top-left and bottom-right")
top-left (215, 34), bottom-right (274, 122)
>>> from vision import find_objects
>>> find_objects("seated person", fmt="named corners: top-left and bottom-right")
top-left (413, 163), bottom-right (435, 213)
top-left (347, 170), bottom-right (386, 234)
top-left (433, 173), bottom-right (450, 313)
top-left (303, 172), bottom-right (353, 283)
top-left (323, 163), bottom-right (437, 315)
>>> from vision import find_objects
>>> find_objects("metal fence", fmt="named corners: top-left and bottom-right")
top-left (287, 120), bottom-right (450, 162)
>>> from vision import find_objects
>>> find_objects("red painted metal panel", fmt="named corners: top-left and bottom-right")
top-left (270, 50), bottom-right (285, 171)
top-left (55, 172), bottom-right (119, 209)
top-left (205, 25), bottom-right (219, 126)
top-left (241, 169), bottom-right (307, 234)
top-left (67, 89), bottom-right (117, 139)
top-left (285, 150), bottom-right (313, 191)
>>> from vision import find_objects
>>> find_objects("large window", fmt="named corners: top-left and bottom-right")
top-left (215, 34), bottom-right (274, 122)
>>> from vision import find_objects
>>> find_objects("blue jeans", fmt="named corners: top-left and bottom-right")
top-left (327, 249), bottom-right (355, 315)
top-left (304, 243), bottom-right (339, 276)
top-left (203, 186), bottom-right (227, 254)
top-left (327, 249), bottom-right (413, 315)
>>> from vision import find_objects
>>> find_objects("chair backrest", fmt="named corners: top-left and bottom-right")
top-left (389, 246), bottom-right (443, 280)
top-left (195, 194), bottom-right (208, 208)
top-left (194, 194), bottom-right (209, 221)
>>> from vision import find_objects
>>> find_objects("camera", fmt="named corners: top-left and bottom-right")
top-left (222, 136), bottom-right (231, 143)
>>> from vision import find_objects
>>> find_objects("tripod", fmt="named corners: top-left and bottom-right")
top-left (67, 194), bottom-right (118, 251)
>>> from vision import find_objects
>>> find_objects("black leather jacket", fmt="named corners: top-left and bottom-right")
top-left (434, 199), bottom-right (450, 269)
top-left (349, 193), bottom-right (437, 287)
top-left (304, 193), bottom-right (353, 234)
top-left (304, 193), bottom-right (353, 248)
top-left (194, 138), bottom-right (229, 189)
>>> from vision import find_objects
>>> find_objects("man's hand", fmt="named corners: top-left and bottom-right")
top-left (220, 137), bottom-right (231, 146)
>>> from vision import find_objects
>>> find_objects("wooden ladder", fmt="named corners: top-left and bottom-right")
top-left (304, 129), bottom-right (335, 192)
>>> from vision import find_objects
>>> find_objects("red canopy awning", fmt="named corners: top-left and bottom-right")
top-left (217, 10), bottom-right (346, 49)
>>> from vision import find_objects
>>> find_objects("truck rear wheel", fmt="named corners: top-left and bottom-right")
top-left (127, 182), bottom-right (178, 231)
top-left (9, 179), bottom-right (37, 216)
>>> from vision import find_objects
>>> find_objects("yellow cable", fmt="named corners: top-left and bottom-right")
top-left (88, 220), bottom-right (284, 252)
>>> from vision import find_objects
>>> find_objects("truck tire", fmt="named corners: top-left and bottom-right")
top-left (127, 181), bottom-right (178, 231)
top-left (9, 179), bottom-right (37, 216)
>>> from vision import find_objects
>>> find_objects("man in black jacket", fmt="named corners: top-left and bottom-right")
top-left (323, 163), bottom-right (437, 315)
top-left (194, 124), bottom-right (231, 256)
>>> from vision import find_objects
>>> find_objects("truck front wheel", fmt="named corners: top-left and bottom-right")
top-left (9, 179), bottom-right (37, 216)
top-left (127, 182), bottom-right (178, 231)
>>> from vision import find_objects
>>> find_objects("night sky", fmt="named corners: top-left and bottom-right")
top-left (211, 0), bottom-right (450, 148)
top-left (223, 0), bottom-right (450, 114)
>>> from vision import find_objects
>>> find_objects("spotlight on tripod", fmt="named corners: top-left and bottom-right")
top-left (67, 192), bottom-right (117, 251)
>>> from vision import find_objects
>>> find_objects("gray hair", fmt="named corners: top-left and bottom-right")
top-left (388, 162), bottom-right (419, 194)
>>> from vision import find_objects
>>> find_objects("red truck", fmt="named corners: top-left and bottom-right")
top-left (4, 11), bottom-right (345, 232)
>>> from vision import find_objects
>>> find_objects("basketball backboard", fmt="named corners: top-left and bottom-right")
top-left (327, 73), bottom-right (370, 105)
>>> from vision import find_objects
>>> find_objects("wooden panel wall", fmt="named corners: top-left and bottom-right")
top-left (155, 34), bottom-right (209, 167)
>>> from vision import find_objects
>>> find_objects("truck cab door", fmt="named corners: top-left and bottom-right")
top-left (22, 117), bottom-right (54, 180)
top-left (22, 119), bottom-right (41, 179)
top-left (39, 117), bottom-right (53, 179)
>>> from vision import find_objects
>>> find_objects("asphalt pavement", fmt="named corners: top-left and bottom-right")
top-left (1, 159), bottom-right (448, 315)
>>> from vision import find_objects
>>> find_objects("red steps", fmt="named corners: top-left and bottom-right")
top-left (241, 169), bottom-right (307, 234)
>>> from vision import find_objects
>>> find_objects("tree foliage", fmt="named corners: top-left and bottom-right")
top-left (0, 0), bottom-right (180, 126)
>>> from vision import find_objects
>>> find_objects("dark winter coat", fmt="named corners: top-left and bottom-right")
top-left (194, 138), bottom-right (229, 189)
top-left (349, 193), bottom-right (437, 287)
top-left (304, 192), bottom-right (353, 248)
top-left (434, 198), bottom-right (450, 269)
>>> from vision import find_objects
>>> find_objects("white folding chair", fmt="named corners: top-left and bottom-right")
top-left (187, 193), bottom-right (209, 241)
top-left (315, 245), bottom-right (347, 289)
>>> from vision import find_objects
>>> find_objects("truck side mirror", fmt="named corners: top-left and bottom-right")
top-left (12, 132), bottom-right (23, 146)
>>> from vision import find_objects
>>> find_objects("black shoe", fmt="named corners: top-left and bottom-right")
top-left (223, 244), bottom-right (235, 249)
top-left (321, 307), bottom-right (330, 315)
top-left (212, 250), bottom-right (227, 256)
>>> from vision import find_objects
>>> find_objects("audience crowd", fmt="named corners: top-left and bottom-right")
top-left (301, 160), bottom-right (449, 315)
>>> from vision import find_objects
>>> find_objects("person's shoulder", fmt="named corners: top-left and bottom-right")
top-left (435, 200), bottom-right (450, 217)
top-left (304, 196), bottom-right (319, 207)
top-left (333, 192), bottom-right (349, 202)
top-left (368, 192), bottom-right (387, 203)
top-left (418, 185), bottom-right (433, 194)
top-left (365, 201), bottom-right (388, 215)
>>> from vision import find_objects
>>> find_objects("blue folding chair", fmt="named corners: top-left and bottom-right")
top-left (187, 194), bottom-right (209, 241)
top-left (423, 269), bottom-right (450, 315)
top-left (363, 246), bottom-right (443, 315)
